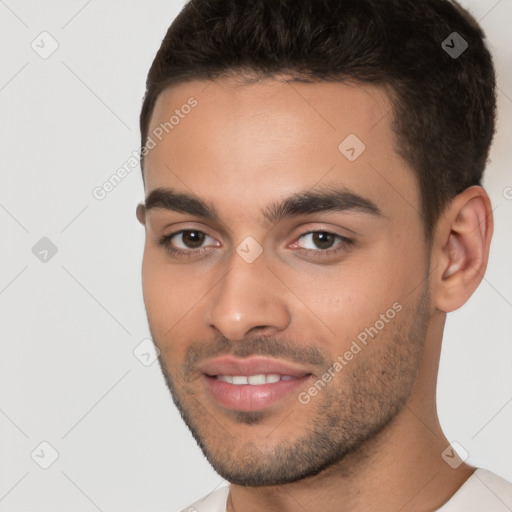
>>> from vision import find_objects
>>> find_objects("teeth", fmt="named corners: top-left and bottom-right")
top-left (217, 375), bottom-right (233, 384)
top-left (216, 374), bottom-right (296, 385)
top-left (248, 374), bottom-right (266, 385)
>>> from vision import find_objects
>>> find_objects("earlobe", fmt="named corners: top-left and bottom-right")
top-left (433, 186), bottom-right (493, 312)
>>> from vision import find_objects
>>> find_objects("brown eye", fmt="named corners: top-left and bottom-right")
top-left (179, 230), bottom-right (206, 249)
top-left (158, 229), bottom-right (219, 256)
top-left (311, 232), bottom-right (336, 250)
top-left (292, 231), bottom-right (354, 259)
top-left (298, 231), bottom-right (340, 250)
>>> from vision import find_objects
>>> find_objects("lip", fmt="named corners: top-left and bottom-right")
top-left (198, 355), bottom-right (313, 378)
top-left (198, 355), bottom-right (314, 412)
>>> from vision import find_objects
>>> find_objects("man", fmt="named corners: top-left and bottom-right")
top-left (135, 0), bottom-right (512, 510)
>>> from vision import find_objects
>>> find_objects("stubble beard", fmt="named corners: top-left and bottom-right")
top-left (154, 285), bottom-right (430, 486)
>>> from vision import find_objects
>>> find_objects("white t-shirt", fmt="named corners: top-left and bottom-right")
top-left (178, 468), bottom-right (512, 512)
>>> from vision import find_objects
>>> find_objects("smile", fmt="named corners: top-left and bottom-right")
top-left (215, 374), bottom-right (300, 385)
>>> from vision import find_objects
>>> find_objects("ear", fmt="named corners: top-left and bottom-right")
top-left (136, 203), bottom-right (146, 226)
top-left (430, 186), bottom-right (493, 313)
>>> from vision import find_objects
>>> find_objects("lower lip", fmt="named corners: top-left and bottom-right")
top-left (202, 375), bottom-right (312, 412)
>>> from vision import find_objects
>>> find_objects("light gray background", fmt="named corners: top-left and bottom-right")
top-left (0, 0), bottom-right (511, 510)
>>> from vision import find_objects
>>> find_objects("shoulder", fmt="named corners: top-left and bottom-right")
top-left (436, 468), bottom-right (512, 511)
top-left (177, 486), bottom-right (230, 512)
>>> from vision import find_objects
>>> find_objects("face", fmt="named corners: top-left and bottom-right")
top-left (137, 77), bottom-right (432, 486)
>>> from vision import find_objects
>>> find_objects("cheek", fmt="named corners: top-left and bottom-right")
top-left (141, 248), bottom-right (212, 339)
top-left (141, 261), bottom-right (190, 366)
top-left (300, 246), bottom-right (421, 338)
top-left (141, 250), bottom-right (178, 335)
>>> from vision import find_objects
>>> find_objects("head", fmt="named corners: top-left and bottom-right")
top-left (136, 0), bottom-right (495, 486)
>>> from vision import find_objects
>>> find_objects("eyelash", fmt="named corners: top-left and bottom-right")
top-left (157, 229), bottom-right (353, 259)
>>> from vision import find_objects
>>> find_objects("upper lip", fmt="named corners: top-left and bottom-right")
top-left (198, 355), bottom-right (313, 377)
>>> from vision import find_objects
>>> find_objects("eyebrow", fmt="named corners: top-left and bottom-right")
top-left (143, 185), bottom-right (382, 225)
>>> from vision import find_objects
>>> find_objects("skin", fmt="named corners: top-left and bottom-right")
top-left (136, 76), bottom-right (493, 512)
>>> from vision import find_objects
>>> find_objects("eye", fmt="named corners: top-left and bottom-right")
top-left (158, 229), bottom-right (218, 257)
top-left (169, 230), bottom-right (214, 249)
top-left (291, 231), bottom-right (353, 258)
top-left (158, 228), bottom-right (353, 260)
top-left (296, 231), bottom-right (339, 250)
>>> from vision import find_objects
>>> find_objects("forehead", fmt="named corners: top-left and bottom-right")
top-left (148, 77), bottom-right (393, 145)
top-left (143, 77), bottom-right (419, 226)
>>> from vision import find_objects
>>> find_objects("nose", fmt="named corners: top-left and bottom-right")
top-left (204, 252), bottom-right (291, 341)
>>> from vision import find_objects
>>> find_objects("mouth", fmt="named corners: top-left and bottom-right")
top-left (213, 374), bottom-right (303, 385)
top-left (198, 356), bottom-right (314, 411)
